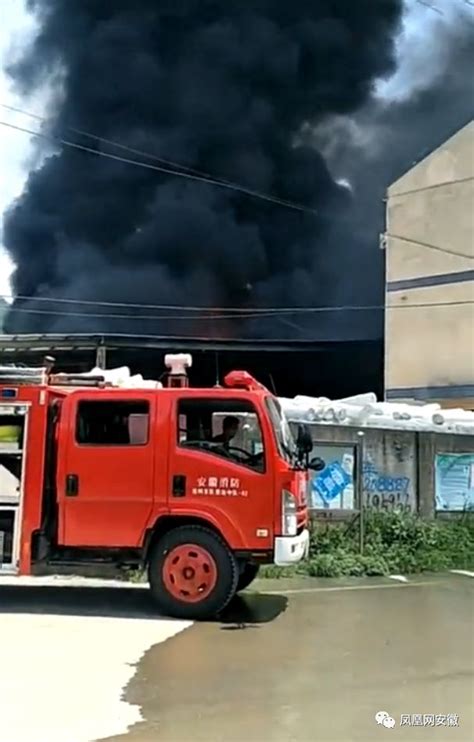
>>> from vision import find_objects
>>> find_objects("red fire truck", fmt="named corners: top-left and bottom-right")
top-left (0, 354), bottom-right (319, 619)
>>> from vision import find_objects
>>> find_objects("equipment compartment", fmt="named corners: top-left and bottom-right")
top-left (0, 509), bottom-right (15, 566)
top-left (0, 405), bottom-right (28, 572)
top-left (0, 408), bottom-right (26, 451)
top-left (0, 405), bottom-right (27, 505)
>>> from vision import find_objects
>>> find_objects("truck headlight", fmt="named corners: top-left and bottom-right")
top-left (282, 490), bottom-right (297, 536)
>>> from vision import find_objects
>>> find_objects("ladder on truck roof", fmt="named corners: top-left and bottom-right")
top-left (0, 364), bottom-right (107, 387)
top-left (0, 365), bottom-right (46, 384)
top-left (1, 354), bottom-right (180, 389)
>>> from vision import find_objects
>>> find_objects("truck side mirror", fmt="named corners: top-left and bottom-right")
top-left (309, 456), bottom-right (325, 472)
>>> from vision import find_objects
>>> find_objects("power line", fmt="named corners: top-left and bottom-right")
top-left (0, 118), bottom-right (318, 216)
top-left (3, 298), bottom-right (472, 325)
top-left (5, 117), bottom-right (469, 262)
top-left (415, 0), bottom-right (474, 14)
top-left (2, 292), bottom-right (473, 316)
top-left (1, 102), bottom-right (237, 187)
top-left (0, 328), bottom-right (383, 344)
top-left (416, 0), bottom-right (444, 15)
top-left (0, 291), bottom-right (369, 315)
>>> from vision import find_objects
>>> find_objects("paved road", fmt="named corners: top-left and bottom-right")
top-left (104, 574), bottom-right (474, 742)
top-left (0, 577), bottom-right (190, 742)
top-left (1, 574), bottom-right (473, 742)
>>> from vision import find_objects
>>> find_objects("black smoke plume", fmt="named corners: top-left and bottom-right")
top-left (2, 0), bottom-right (471, 341)
top-left (2, 0), bottom-right (404, 340)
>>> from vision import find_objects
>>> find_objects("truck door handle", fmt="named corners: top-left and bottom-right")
top-left (66, 474), bottom-right (79, 497)
top-left (172, 474), bottom-right (186, 498)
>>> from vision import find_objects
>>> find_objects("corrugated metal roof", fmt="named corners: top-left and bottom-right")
top-left (0, 333), bottom-right (375, 353)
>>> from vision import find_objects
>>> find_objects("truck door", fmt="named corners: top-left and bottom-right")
top-left (58, 395), bottom-right (155, 547)
top-left (169, 396), bottom-right (275, 550)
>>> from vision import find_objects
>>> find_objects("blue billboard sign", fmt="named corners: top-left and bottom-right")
top-left (311, 446), bottom-right (355, 509)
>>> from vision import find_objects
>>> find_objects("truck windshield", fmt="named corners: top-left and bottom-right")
top-left (265, 397), bottom-right (297, 464)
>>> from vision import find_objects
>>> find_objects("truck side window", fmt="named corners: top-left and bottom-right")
top-left (177, 399), bottom-right (265, 472)
top-left (76, 401), bottom-right (149, 446)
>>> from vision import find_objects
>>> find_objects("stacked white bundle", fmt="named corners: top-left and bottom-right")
top-left (76, 366), bottom-right (163, 389)
top-left (279, 393), bottom-right (474, 435)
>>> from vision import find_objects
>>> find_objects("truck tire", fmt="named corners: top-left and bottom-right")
top-left (148, 525), bottom-right (238, 620)
top-left (237, 562), bottom-right (260, 592)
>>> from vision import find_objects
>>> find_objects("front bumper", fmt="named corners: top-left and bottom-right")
top-left (274, 528), bottom-right (309, 566)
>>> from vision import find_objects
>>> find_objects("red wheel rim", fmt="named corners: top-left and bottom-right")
top-left (163, 544), bottom-right (218, 603)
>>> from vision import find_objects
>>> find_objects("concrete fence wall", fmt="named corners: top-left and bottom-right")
top-left (289, 422), bottom-right (474, 518)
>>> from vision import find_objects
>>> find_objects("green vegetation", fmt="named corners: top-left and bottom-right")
top-left (124, 511), bottom-right (474, 583)
top-left (261, 510), bottom-right (474, 578)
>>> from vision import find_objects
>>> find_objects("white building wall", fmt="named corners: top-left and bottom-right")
top-left (384, 120), bottom-right (474, 409)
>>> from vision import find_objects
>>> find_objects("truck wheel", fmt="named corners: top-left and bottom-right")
top-left (237, 562), bottom-right (260, 592)
top-left (148, 526), bottom-right (238, 620)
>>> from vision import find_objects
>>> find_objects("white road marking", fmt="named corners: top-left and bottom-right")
top-left (0, 575), bottom-right (145, 588)
top-left (450, 570), bottom-right (474, 578)
top-left (0, 586), bottom-right (191, 742)
top-left (260, 580), bottom-right (438, 595)
top-left (389, 574), bottom-right (408, 583)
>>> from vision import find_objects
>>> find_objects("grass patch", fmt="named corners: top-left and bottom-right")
top-left (263, 510), bottom-right (474, 579)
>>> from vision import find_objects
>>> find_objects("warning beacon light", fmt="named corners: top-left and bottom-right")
top-left (224, 370), bottom-right (267, 391)
top-left (164, 353), bottom-right (193, 388)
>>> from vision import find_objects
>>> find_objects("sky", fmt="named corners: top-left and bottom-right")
top-left (0, 0), bottom-right (38, 302)
top-left (0, 0), bottom-right (471, 306)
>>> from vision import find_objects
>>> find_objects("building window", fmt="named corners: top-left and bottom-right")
top-left (76, 401), bottom-right (149, 446)
top-left (177, 398), bottom-right (265, 472)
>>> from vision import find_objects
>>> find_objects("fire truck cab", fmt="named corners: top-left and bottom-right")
top-left (0, 355), bottom-right (317, 619)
